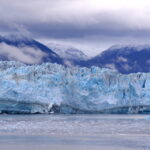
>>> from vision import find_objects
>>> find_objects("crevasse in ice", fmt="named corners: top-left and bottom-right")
top-left (0, 61), bottom-right (150, 114)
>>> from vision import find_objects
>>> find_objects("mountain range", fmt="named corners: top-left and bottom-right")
top-left (0, 35), bottom-right (150, 74)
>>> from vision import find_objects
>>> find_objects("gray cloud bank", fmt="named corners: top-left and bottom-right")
top-left (1, 0), bottom-right (150, 56)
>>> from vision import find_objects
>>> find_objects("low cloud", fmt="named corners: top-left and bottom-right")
top-left (0, 43), bottom-right (47, 64)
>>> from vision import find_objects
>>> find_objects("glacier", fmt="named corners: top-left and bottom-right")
top-left (0, 61), bottom-right (150, 114)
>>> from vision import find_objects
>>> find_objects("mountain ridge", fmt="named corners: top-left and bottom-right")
top-left (0, 35), bottom-right (63, 64)
top-left (82, 44), bottom-right (150, 74)
top-left (1, 35), bottom-right (150, 74)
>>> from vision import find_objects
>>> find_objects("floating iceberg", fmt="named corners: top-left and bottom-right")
top-left (0, 61), bottom-right (150, 114)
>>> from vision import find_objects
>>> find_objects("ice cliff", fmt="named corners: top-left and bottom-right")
top-left (0, 61), bottom-right (150, 114)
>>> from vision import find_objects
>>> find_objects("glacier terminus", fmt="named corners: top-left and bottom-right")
top-left (0, 61), bottom-right (150, 114)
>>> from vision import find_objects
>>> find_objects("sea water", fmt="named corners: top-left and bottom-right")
top-left (0, 114), bottom-right (150, 150)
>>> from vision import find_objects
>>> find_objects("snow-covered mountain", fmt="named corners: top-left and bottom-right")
top-left (0, 61), bottom-right (150, 114)
top-left (48, 43), bottom-right (88, 66)
top-left (0, 35), bottom-right (63, 64)
top-left (1, 35), bottom-right (150, 74)
top-left (83, 45), bottom-right (150, 74)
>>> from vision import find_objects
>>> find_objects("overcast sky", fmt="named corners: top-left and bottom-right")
top-left (1, 0), bottom-right (150, 56)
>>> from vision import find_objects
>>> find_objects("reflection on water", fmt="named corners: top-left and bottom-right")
top-left (0, 114), bottom-right (150, 150)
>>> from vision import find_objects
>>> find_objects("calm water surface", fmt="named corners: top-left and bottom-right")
top-left (0, 114), bottom-right (150, 150)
